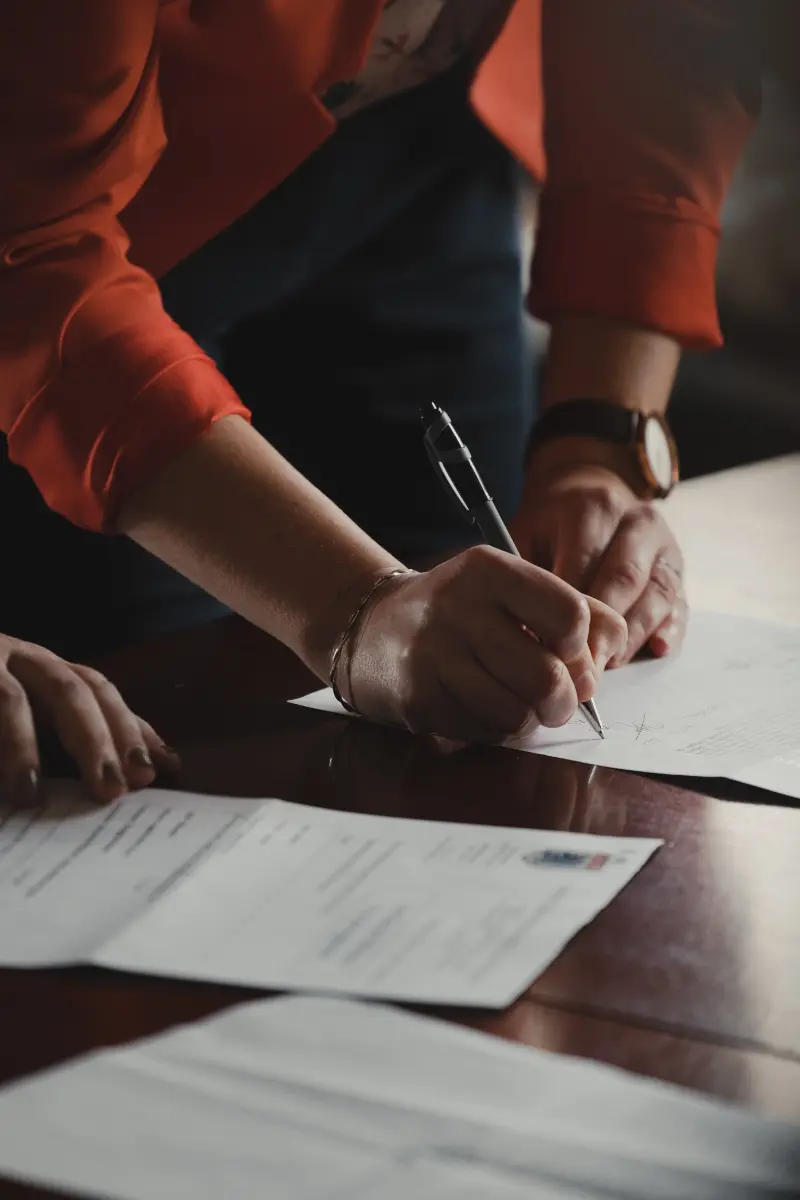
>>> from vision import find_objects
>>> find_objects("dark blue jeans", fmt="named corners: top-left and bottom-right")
top-left (1, 64), bottom-right (532, 659)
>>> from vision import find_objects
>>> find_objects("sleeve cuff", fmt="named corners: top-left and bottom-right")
top-left (8, 322), bottom-right (251, 532)
top-left (528, 188), bottom-right (724, 350)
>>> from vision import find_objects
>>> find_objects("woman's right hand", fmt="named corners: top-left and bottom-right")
top-left (0, 636), bottom-right (180, 807)
top-left (339, 546), bottom-right (628, 743)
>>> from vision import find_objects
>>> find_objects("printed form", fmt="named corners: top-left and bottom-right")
top-left (0, 783), bottom-right (261, 965)
top-left (0, 786), bottom-right (658, 1007)
top-left (0, 996), bottom-right (796, 1200)
top-left (294, 612), bottom-right (800, 796)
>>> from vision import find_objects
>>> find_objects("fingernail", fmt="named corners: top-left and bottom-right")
top-left (101, 760), bottom-right (126, 792)
top-left (14, 767), bottom-right (40, 807)
top-left (127, 746), bottom-right (153, 770)
top-left (574, 671), bottom-right (596, 703)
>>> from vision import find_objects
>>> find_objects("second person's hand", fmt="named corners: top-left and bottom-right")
top-left (335, 545), bottom-right (627, 744)
top-left (0, 636), bottom-right (180, 807)
top-left (512, 462), bottom-right (687, 665)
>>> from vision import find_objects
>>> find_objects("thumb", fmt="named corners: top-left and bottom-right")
top-left (552, 502), bottom-right (617, 591)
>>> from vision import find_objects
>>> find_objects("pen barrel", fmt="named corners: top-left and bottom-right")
top-left (472, 500), bottom-right (520, 556)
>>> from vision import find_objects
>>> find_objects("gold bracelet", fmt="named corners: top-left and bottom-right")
top-left (329, 568), bottom-right (409, 714)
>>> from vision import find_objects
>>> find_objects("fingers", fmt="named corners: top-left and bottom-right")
top-left (4, 651), bottom-right (173, 806)
top-left (648, 594), bottom-right (689, 659)
top-left (9, 654), bottom-right (130, 804)
top-left (587, 507), bottom-right (684, 665)
top-left (472, 619), bottom-right (580, 729)
top-left (423, 657), bottom-right (532, 745)
top-left (589, 506), bottom-right (667, 615)
top-left (468, 547), bottom-right (591, 665)
top-left (609, 557), bottom-right (684, 666)
top-left (551, 492), bottom-right (620, 591)
top-left (585, 596), bottom-right (628, 674)
top-left (69, 666), bottom-right (160, 791)
top-left (349, 546), bottom-right (604, 744)
top-left (0, 667), bottom-right (41, 806)
top-left (138, 717), bottom-right (182, 777)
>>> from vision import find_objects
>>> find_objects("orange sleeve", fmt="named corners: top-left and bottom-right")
top-left (530, 0), bottom-right (760, 349)
top-left (0, 2), bottom-right (250, 532)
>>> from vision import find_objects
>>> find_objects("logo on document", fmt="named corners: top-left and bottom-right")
top-left (523, 850), bottom-right (610, 870)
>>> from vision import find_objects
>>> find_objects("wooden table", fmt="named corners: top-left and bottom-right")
top-left (1, 458), bottom-right (798, 1197)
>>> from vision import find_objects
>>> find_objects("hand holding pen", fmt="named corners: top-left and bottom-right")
top-left (420, 400), bottom-right (616, 739)
top-left (327, 407), bottom-right (625, 744)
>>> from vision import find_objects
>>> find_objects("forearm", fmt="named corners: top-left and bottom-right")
top-left (530, 314), bottom-right (680, 487)
top-left (116, 416), bottom-right (402, 679)
top-left (542, 314), bottom-right (680, 415)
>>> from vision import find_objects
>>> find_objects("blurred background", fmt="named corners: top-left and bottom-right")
top-left (527, 0), bottom-right (800, 480)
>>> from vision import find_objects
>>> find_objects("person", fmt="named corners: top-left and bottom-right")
top-left (0, 2), bottom-right (756, 804)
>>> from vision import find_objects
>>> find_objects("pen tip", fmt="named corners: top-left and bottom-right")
top-left (598, 727), bottom-right (605, 740)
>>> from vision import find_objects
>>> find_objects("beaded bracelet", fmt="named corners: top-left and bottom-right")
top-left (329, 568), bottom-right (410, 713)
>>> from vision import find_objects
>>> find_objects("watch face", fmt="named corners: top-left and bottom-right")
top-left (642, 416), bottom-right (676, 493)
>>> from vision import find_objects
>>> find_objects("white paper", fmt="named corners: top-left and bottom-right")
top-left (731, 747), bottom-right (800, 801)
top-left (95, 800), bottom-right (660, 1007)
top-left (0, 996), bottom-right (796, 1200)
top-left (293, 612), bottom-right (800, 795)
top-left (0, 782), bottom-right (263, 965)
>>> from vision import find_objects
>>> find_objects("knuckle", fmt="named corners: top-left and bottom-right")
top-left (70, 664), bottom-right (107, 690)
top-left (593, 599), bottom-right (628, 637)
top-left (0, 673), bottom-right (26, 709)
top-left (582, 486), bottom-right (623, 519)
top-left (560, 590), bottom-right (591, 637)
top-left (50, 674), bottom-right (86, 706)
top-left (608, 609), bottom-right (629, 646)
top-left (539, 654), bottom-right (567, 699)
top-left (634, 503), bottom-right (660, 528)
top-left (459, 544), bottom-right (502, 577)
top-left (649, 564), bottom-right (679, 604)
top-left (607, 560), bottom-right (646, 592)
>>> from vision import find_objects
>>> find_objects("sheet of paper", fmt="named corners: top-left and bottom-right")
top-left (0, 996), bottom-right (796, 1200)
top-left (730, 748), bottom-right (800, 800)
top-left (0, 782), bottom-right (263, 965)
top-left (293, 612), bottom-right (800, 794)
top-left (95, 800), bottom-right (660, 1007)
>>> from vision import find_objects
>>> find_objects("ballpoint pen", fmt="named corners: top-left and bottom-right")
top-left (421, 399), bottom-right (605, 740)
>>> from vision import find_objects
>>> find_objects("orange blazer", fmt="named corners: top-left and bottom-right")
top-left (0, 1), bottom-right (756, 531)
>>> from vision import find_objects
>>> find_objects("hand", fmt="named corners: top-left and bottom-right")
top-left (337, 546), bottom-right (627, 744)
top-left (512, 460), bottom-right (687, 666)
top-left (0, 636), bottom-right (180, 807)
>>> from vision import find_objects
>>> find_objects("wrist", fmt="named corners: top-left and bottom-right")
top-left (300, 559), bottom-right (404, 683)
top-left (525, 434), bottom-right (643, 497)
top-left (329, 568), bottom-right (413, 710)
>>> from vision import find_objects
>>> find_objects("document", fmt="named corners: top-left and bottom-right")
top-left (293, 612), bottom-right (800, 796)
top-left (0, 995), bottom-right (796, 1199)
top-left (96, 800), bottom-right (659, 1007)
top-left (0, 782), bottom-right (262, 965)
top-left (0, 783), bottom-right (659, 1005)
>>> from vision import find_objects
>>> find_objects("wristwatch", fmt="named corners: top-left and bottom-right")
top-left (529, 400), bottom-right (679, 499)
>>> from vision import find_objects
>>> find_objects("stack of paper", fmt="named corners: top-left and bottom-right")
top-left (0, 996), bottom-right (796, 1198)
top-left (294, 612), bottom-right (800, 800)
top-left (0, 786), bottom-right (659, 1007)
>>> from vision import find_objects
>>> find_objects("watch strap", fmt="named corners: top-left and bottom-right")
top-left (530, 400), bottom-right (639, 448)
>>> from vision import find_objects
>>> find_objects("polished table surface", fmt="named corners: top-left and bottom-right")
top-left (1, 458), bottom-right (799, 1197)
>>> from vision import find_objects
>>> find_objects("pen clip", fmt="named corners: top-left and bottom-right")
top-left (423, 432), bottom-right (471, 516)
